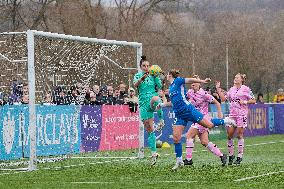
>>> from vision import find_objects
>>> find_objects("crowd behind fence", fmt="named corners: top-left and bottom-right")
top-left (0, 80), bottom-right (284, 109)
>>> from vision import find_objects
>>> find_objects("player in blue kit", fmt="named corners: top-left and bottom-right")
top-left (156, 69), bottom-right (236, 170)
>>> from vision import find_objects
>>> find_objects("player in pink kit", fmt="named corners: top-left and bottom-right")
top-left (217, 73), bottom-right (256, 165)
top-left (184, 75), bottom-right (227, 166)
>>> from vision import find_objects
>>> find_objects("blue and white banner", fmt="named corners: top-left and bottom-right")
top-left (0, 105), bottom-right (80, 160)
top-left (1, 103), bottom-right (284, 160)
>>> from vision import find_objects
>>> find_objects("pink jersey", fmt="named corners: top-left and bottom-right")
top-left (187, 88), bottom-right (214, 115)
top-left (226, 85), bottom-right (255, 117)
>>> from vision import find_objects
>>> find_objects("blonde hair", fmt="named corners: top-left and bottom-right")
top-left (236, 73), bottom-right (247, 84)
top-left (192, 74), bottom-right (200, 79)
top-left (169, 69), bottom-right (180, 78)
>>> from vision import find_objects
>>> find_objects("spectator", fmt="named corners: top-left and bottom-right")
top-left (54, 86), bottom-right (68, 105)
top-left (68, 85), bottom-right (80, 104)
top-left (89, 91), bottom-right (101, 105)
top-left (0, 92), bottom-right (6, 106)
top-left (114, 88), bottom-right (120, 98)
top-left (125, 87), bottom-right (138, 112)
top-left (97, 85), bottom-right (109, 105)
top-left (273, 88), bottom-right (284, 103)
top-left (21, 94), bottom-right (29, 104)
top-left (212, 86), bottom-right (222, 103)
top-left (119, 83), bottom-right (127, 99)
top-left (22, 83), bottom-right (29, 95)
top-left (93, 85), bottom-right (100, 96)
top-left (256, 93), bottom-right (265, 104)
top-left (115, 86), bottom-right (125, 105)
top-left (107, 85), bottom-right (116, 105)
top-left (43, 92), bottom-right (53, 105)
top-left (9, 80), bottom-right (22, 105)
top-left (83, 86), bottom-right (92, 105)
top-left (119, 83), bottom-right (127, 93)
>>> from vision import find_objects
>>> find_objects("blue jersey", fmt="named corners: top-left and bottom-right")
top-left (169, 77), bottom-right (190, 114)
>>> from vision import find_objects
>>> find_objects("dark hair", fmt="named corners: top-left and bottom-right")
top-left (139, 55), bottom-right (147, 67)
top-left (257, 93), bottom-right (264, 103)
top-left (257, 93), bottom-right (263, 99)
top-left (169, 69), bottom-right (180, 78)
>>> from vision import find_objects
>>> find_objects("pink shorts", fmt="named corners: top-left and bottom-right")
top-left (228, 115), bottom-right (247, 128)
top-left (191, 114), bottom-right (211, 134)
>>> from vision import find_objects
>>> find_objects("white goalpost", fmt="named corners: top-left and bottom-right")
top-left (0, 30), bottom-right (144, 171)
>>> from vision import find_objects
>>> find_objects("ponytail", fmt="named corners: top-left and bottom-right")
top-left (169, 69), bottom-right (180, 78)
top-left (140, 55), bottom-right (147, 67)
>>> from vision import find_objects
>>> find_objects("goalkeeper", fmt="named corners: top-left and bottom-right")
top-left (133, 55), bottom-right (165, 166)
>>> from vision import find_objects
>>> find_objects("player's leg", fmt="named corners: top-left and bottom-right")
top-left (183, 125), bottom-right (198, 165)
top-left (227, 125), bottom-right (236, 165)
top-left (150, 96), bottom-right (164, 131)
top-left (234, 117), bottom-right (247, 165)
top-left (189, 105), bottom-right (236, 129)
top-left (198, 117), bottom-right (237, 129)
top-left (140, 102), bottom-right (158, 165)
top-left (199, 130), bottom-right (227, 166)
top-left (172, 120), bottom-right (186, 170)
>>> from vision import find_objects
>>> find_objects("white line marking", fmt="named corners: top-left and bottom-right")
top-left (71, 156), bottom-right (137, 159)
top-left (234, 170), bottom-right (284, 182)
top-left (155, 180), bottom-right (197, 183)
top-left (0, 171), bottom-right (29, 175)
top-left (0, 140), bottom-right (282, 174)
top-left (71, 181), bottom-right (114, 184)
top-left (0, 168), bottom-right (28, 171)
top-left (181, 140), bottom-right (284, 154)
top-left (70, 180), bottom-right (196, 184)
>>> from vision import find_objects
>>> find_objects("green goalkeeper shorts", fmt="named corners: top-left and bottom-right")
top-left (139, 100), bottom-right (154, 121)
top-left (139, 97), bottom-right (162, 121)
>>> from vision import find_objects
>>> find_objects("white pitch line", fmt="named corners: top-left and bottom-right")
top-left (71, 156), bottom-right (137, 159)
top-left (71, 180), bottom-right (196, 184)
top-left (0, 140), bottom-right (282, 174)
top-left (71, 181), bottom-right (114, 184)
top-left (0, 168), bottom-right (28, 171)
top-left (234, 170), bottom-right (284, 182)
top-left (187, 140), bottom-right (284, 153)
top-left (155, 180), bottom-right (197, 183)
top-left (158, 140), bottom-right (284, 156)
top-left (0, 171), bottom-right (29, 176)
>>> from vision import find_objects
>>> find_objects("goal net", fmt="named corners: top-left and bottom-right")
top-left (0, 30), bottom-right (144, 171)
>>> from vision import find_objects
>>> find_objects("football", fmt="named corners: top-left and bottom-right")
top-left (156, 140), bottom-right (163, 148)
top-left (149, 65), bottom-right (162, 76)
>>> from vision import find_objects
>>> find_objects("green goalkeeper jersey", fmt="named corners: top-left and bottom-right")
top-left (133, 71), bottom-right (162, 102)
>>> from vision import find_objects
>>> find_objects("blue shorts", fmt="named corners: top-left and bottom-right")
top-left (173, 104), bottom-right (204, 127)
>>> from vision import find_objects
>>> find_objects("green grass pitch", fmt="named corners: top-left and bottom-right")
top-left (0, 134), bottom-right (283, 189)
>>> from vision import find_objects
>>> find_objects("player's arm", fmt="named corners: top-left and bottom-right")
top-left (133, 72), bottom-right (149, 88)
top-left (211, 98), bottom-right (223, 118)
top-left (240, 98), bottom-right (256, 105)
top-left (154, 75), bottom-right (162, 89)
top-left (215, 81), bottom-right (226, 102)
top-left (184, 77), bottom-right (211, 84)
top-left (240, 91), bottom-right (256, 105)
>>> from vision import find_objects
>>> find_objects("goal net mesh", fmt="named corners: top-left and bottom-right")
top-left (0, 31), bottom-right (142, 171)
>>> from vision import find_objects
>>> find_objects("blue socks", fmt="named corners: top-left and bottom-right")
top-left (174, 143), bottom-right (182, 158)
top-left (211, 118), bottom-right (225, 126)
